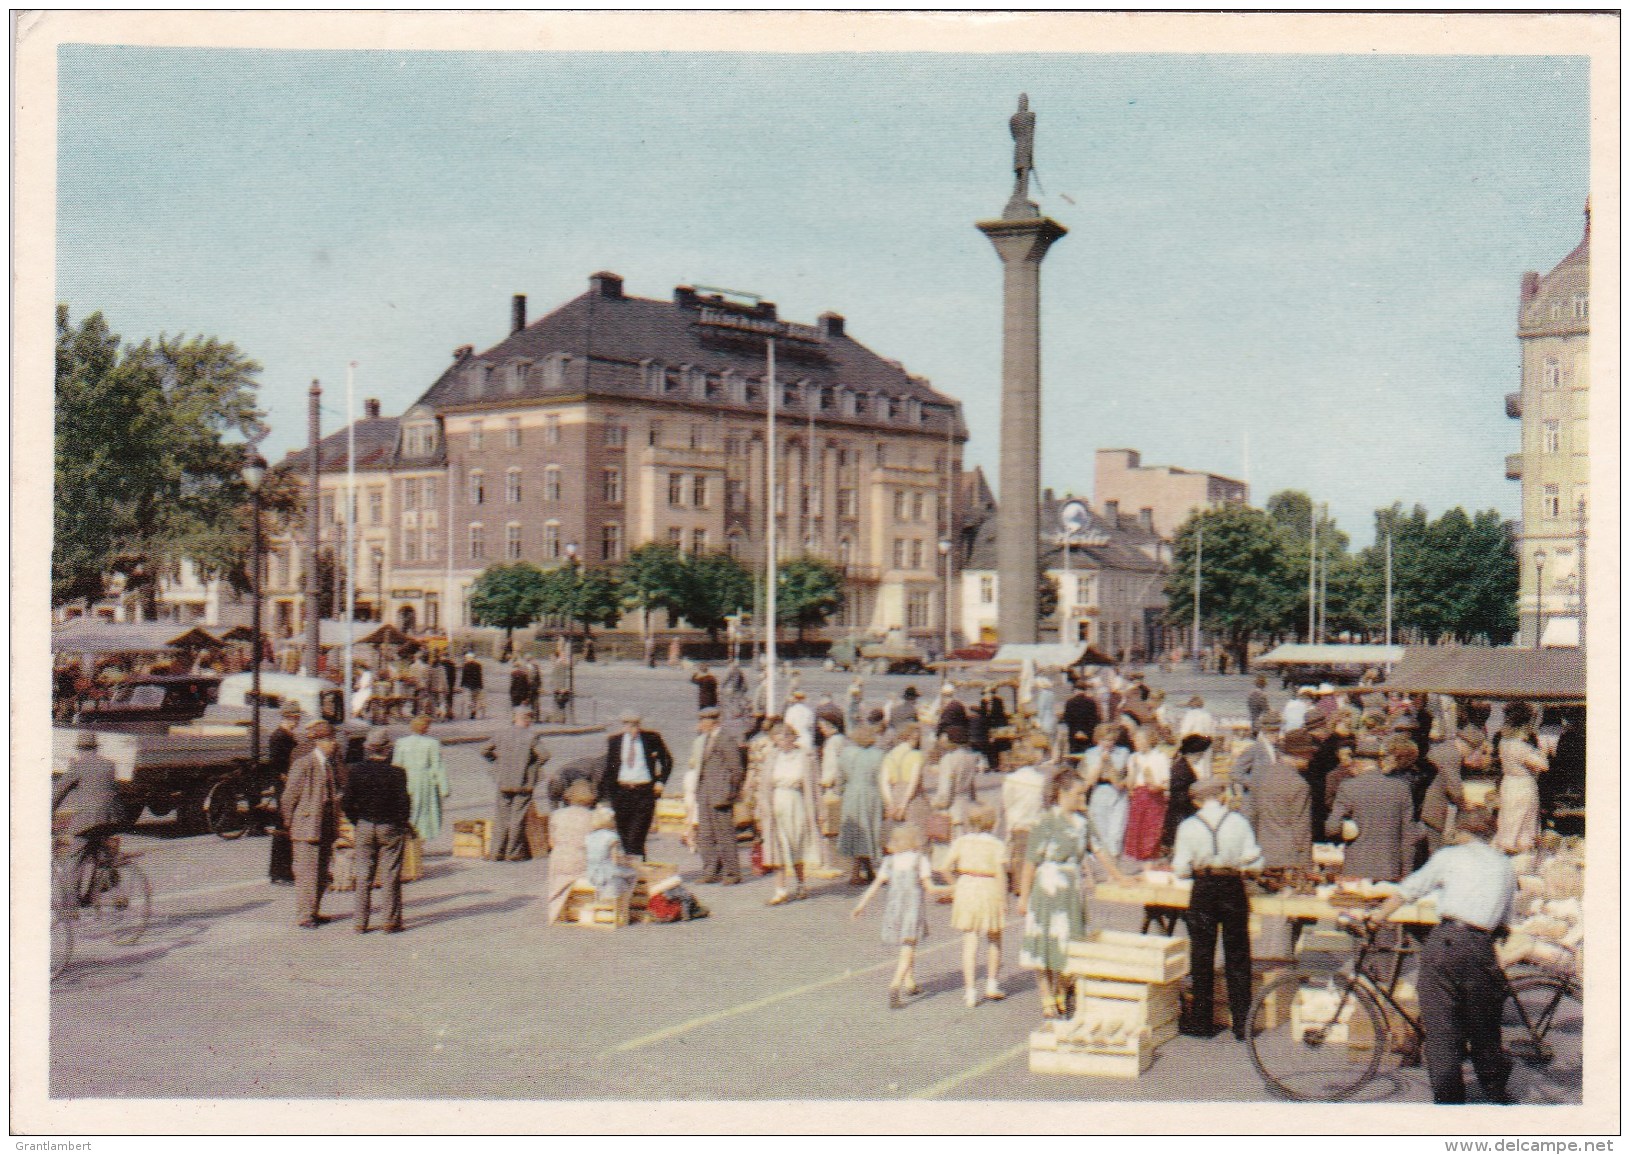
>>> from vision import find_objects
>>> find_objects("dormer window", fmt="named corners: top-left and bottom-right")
top-left (684, 365), bottom-right (708, 398)
top-left (642, 360), bottom-right (665, 393)
top-left (722, 370), bottom-right (745, 404)
top-left (839, 388), bottom-right (856, 418)
top-left (1573, 293), bottom-right (1588, 320)
top-left (509, 361), bottom-right (531, 392)
top-left (745, 378), bottom-right (763, 405)
top-left (819, 386), bottom-right (834, 412)
top-left (853, 393), bottom-right (869, 417)
top-left (907, 398), bottom-right (924, 424)
top-left (543, 352), bottom-right (572, 389)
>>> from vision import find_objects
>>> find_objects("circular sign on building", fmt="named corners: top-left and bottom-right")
top-left (1060, 501), bottom-right (1090, 537)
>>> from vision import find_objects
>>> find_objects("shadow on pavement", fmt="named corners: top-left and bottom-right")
top-left (409, 895), bottom-right (537, 927)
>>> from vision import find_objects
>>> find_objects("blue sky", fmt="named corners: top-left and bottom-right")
top-left (56, 47), bottom-right (1590, 546)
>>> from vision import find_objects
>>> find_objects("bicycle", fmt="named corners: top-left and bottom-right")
top-left (51, 884), bottom-right (74, 980)
top-left (204, 768), bottom-right (281, 840)
top-left (1247, 913), bottom-right (1583, 1101)
top-left (54, 832), bottom-right (152, 948)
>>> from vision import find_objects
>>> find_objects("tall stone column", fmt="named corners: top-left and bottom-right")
top-left (978, 97), bottom-right (1066, 645)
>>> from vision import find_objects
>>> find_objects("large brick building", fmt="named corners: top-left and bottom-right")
top-left (1508, 207), bottom-right (1590, 648)
top-left (1092, 448), bottom-right (1248, 540)
top-left (267, 273), bottom-right (968, 645)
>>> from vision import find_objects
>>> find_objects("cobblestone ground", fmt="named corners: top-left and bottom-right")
top-left (48, 663), bottom-right (1580, 1106)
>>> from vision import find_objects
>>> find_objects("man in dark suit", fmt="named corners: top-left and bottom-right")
top-left (265, 703), bottom-right (304, 884)
top-left (1326, 737), bottom-right (1416, 882)
top-left (691, 707), bottom-right (746, 883)
top-left (342, 728), bottom-right (413, 933)
top-left (459, 653), bottom-right (485, 719)
top-left (53, 731), bottom-right (127, 903)
top-left (481, 706), bottom-right (549, 861)
top-left (691, 666), bottom-right (719, 711)
top-left (601, 711), bottom-right (673, 858)
top-left (1061, 681), bottom-right (1101, 755)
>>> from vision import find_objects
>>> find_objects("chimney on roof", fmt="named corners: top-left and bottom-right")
top-left (818, 311), bottom-right (845, 339)
top-left (590, 271), bottom-right (624, 299)
top-left (364, 398), bottom-right (381, 419)
top-left (511, 294), bottom-right (527, 335)
top-left (1138, 507), bottom-right (1154, 531)
top-left (1520, 271), bottom-right (1541, 304)
top-left (453, 344), bottom-right (474, 361)
top-left (674, 285), bottom-right (699, 309)
top-left (1103, 500), bottom-right (1119, 523)
top-left (756, 300), bottom-right (777, 321)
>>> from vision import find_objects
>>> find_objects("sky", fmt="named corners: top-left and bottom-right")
top-left (56, 47), bottom-right (1591, 547)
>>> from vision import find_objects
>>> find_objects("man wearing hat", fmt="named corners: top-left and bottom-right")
top-left (1246, 727), bottom-right (1314, 871)
top-left (1366, 807), bottom-right (1515, 1104)
top-left (1281, 685), bottom-right (1314, 733)
top-left (1061, 679), bottom-right (1100, 756)
top-left (459, 652), bottom-right (485, 720)
top-left (481, 706), bottom-right (549, 861)
top-left (265, 702), bottom-right (306, 884)
top-left (1419, 726), bottom-right (1487, 857)
top-left (53, 731), bottom-right (127, 904)
top-left (1230, 711), bottom-right (1282, 796)
top-left (690, 707), bottom-right (746, 884)
top-left (600, 711), bottom-right (673, 858)
top-left (342, 729), bottom-right (413, 933)
top-left (1172, 774), bottom-right (1263, 1039)
top-left (1178, 695), bottom-right (1217, 778)
top-left (282, 720), bottom-right (343, 928)
top-left (1326, 735), bottom-right (1415, 882)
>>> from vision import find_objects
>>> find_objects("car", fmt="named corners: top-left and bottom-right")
top-left (73, 674), bottom-right (221, 734)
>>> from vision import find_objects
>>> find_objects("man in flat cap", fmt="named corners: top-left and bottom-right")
top-left (54, 730), bottom-right (127, 906)
top-left (264, 701), bottom-right (305, 884)
top-left (282, 720), bottom-right (343, 927)
top-left (690, 707), bottom-right (746, 884)
top-left (343, 728), bottom-right (412, 933)
top-left (1173, 774), bottom-right (1263, 1039)
top-left (1326, 735), bottom-right (1415, 883)
top-left (600, 711), bottom-right (673, 858)
top-left (482, 706), bottom-right (548, 861)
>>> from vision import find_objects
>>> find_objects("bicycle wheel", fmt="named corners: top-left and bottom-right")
top-left (1504, 973), bottom-right (1583, 1067)
top-left (76, 854), bottom-right (152, 946)
top-left (205, 776), bottom-right (253, 840)
top-left (1247, 971), bottom-right (1391, 1101)
top-left (51, 884), bottom-right (74, 979)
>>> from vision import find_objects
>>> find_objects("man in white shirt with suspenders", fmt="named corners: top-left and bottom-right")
top-left (1173, 775), bottom-right (1264, 1039)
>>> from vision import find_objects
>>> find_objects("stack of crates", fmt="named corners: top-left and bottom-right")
top-left (1028, 930), bottom-right (1190, 1079)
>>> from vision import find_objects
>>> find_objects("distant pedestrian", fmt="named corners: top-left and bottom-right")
top-left (265, 702), bottom-right (304, 884)
top-left (852, 823), bottom-right (938, 1009)
top-left (392, 714), bottom-right (450, 848)
top-left (1247, 675), bottom-right (1270, 731)
top-left (343, 728), bottom-right (412, 934)
top-left (943, 804), bottom-right (1009, 1008)
top-left (1494, 702), bottom-right (1548, 855)
top-left (1062, 682), bottom-right (1100, 755)
top-left (427, 658), bottom-right (451, 721)
top-left (836, 724), bottom-right (886, 885)
top-left (283, 720), bottom-right (343, 928)
top-left (460, 653), bottom-right (485, 720)
top-left (481, 706), bottom-right (548, 861)
top-left (783, 690), bottom-right (815, 750)
top-left (690, 707), bottom-right (745, 885)
top-left (508, 662), bottom-right (532, 711)
top-left (599, 712), bottom-right (673, 858)
top-left (1326, 737), bottom-right (1415, 882)
top-left (525, 658), bottom-right (544, 719)
top-left (691, 665), bottom-right (719, 711)
top-left (52, 731), bottom-right (127, 903)
top-left (548, 655), bottom-right (572, 722)
top-left (758, 722), bottom-right (822, 905)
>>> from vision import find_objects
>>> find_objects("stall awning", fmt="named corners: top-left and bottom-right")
top-left (316, 621), bottom-right (411, 649)
top-left (51, 621), bottom-right (224, 655)
top-left (1377, 646), bottom-right (1585, 703)
top-left (1255, 643), bottom-right (1405, 667)
top-left (1540, 617), bottom-right (1581, 649)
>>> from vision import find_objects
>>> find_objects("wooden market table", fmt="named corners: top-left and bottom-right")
top-left (1093, 880), bottom-right (1439, 935)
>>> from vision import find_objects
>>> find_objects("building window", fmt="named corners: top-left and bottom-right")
top-left (544, 466), bottom-right (562, 503)
top-left (509, 363), bottom-right (529, 393)
top-left (692, 528), bottom-right (707, 554)
top-left (980, 575), bottom-right (995, 604)
top-left (601, 523), bottom-right (623, 562)
top-left (506, 417), bottom-right (522, 449)
top-left (726, 531), bottom-right (742, 560)
top-left (1542, 485), bottom-right (1561, 519)
top-left (402, 479), bottom-right (420, 512)
top-left (423, 527), bottom-right (438, 563)
top-left (468, 470), bottom-right (485, 506)
top-left (543, 352), bottom-right (570, 389)
top-left (669, 473), bottom-right (686, 507)
top-left (907, 591), bottom-right (931, 630)
top-left (643, 361), bottom-right (665, 393)
top-left (689, 423), bottom-right (703, 450)
top-left (912, 492), bottom-right (926, 522)
top-left (1542, 359), bottom-right (1561, 389)
top-left (853, 393), bottom-right (868, 417)
top-left (725, 479), bottom-right (744, 512)
top-left (909, 539), bottom-right (924, 570)
top-left (543, 521), bottom-right (560, 561)
top-left (603, 467), bottom-right (623, 504)
top-left (876, 443), bottom-right (887, 468)
top-left (1573, 293), bottom-right (1588, 320)
top-left (545, 414), bottom-right (560, 445)
top-left (669, 527), bottom-right (684, 551)
top-left (425, 597), bottom-right (439, 630)
top-left (838, 537), bottom-right (852, 566)
top-left (469, 420), bottom-right (484, 451)
top-left (402, 527), bottom-right (419, 563)
top-left (893, 490), bottom-right (907, 521)
top-left (425, 477), bottom-right (438, 510)
top-left (506, 468), bottom-right (522, 503)
top-left (604, 423), bottom-right (626, 448)
top-left (1543, 421), bottom-right (1561, 454)
top-left (692, 475), bottom-right (708, 508)
top-left (368, 487), bottom-right (384, 525)
top-left (892, 539), bottom-right (905, 569)
top-left (468, 524), bottom-right (485, 560)
top-left (506, 523), bottom-right (522, 560)
top-left (838, 488), bottom-right (857, 518)
top-left (649, 422), bottom-right (662, 448)
top-left (725, 435), bottom-right (743, 459)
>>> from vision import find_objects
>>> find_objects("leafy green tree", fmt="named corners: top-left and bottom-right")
top-left (468, 562), bottom-right (549, 652)
top-left (618, 543), bottom-right (691, 656)
top-left (1356, 504), bottom-right (1517, 644)
top-left (1165, 505), bottom-right (1300, 671)
top-left (540, 564), bottom-right (623, 640)
top-left (776, 555), bottom-right (845, 645)
top-left (680, 551), bottom-right (756, 642)
top-left (54, 306), bottom-right (265, 609)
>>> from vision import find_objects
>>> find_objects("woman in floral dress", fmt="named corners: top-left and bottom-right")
top-left (1018, 773), bottom-right (1096, 1019)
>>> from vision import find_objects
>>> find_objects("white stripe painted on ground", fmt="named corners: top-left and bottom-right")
top-left (913, 1041), bottom-right (1029, 1100)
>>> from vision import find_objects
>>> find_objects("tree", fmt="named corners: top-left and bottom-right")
top-left (680, 551), bottom-right (756, 642)
top-left (617, 544), bottom-right (691, 658)
top-left (468, 562), bottom-right (548, 652)
top-left (776, 555), bottom-right (845, 646)
top-left (1356, 504), bottom-right (1517, 644)
top-left (539, 564), bottom-right (623, 640)
top-left (54, 306), bottom-right (265, 609)
top-left (1164, 505), bottom-right (1300, 671)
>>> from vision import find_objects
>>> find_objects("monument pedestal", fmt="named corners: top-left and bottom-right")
top-left (978, 211), bottom-right (1067, 645)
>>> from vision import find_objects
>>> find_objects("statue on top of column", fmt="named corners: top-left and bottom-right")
top-left (1006, 94), bottom-right (1039, 219)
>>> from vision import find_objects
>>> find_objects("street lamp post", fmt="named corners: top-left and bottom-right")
top-left (937, 539), bottom-right (953, 658)
top-left (241, 452), bottom-right (267, 772)
top-left (1191, 521), bottom-right (1204, 674)
top-left (1533, 548), bottom-right (1547, 649)
top-left (564, 542), bottom-right (579, 721)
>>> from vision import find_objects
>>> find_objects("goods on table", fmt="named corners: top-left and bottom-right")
top-left (328, 817), bottom-right (421, 890)
top-left (1065, 929), bottom-right (1190, 984)
top-left (452, 818), bottom-right (492, 859)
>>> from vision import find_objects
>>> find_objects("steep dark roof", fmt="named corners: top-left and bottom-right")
top-left (279, 416), bottom-right (400, 474)
top-left (410, 278), bottom-right (964, 437)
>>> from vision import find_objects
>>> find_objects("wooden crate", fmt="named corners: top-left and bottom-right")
top-left (1208, 965), bottom-right (1291, 1030)
top-left (1290, 986), bottom-right (1373, 1052)
top-left (1065, 930), bottom-right (1189, 984)
top-left (452, 818), bottom-right (492, 859)
top-left (1028, 1025), bottom-right (1154, 1079)
top-left (629, 860), bottom-right (678, 921)
top-left (653, 798), bottom-right (689, 837)
top-left (559, 880), bottom-right (630, 929)
top-left (1074, 978), bottom-right (1183, 1034)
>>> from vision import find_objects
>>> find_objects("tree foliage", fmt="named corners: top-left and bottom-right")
top-left (468, 562), bottom-right (549, 649)
top-left (1165, 505), bottom-right (1299, 670)
top-left (776, 555), bottom-right (845, 642)
top-left (1353, 504), bottom-right (1517, 644)
top-left (539, 564), bottom-right (624, 635)
top-left (680, 551), bottom-right (756, 640)
top-left (617, 543), bottom-right (692, 626)
top-left (54, 306), bottom-right (265, 607)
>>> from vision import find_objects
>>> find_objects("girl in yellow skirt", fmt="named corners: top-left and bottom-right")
top-left (942, 803), bottom-right (1009, 1007)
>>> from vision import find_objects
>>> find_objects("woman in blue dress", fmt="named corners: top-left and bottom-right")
top-left (836, 724), bottom-right (886, 885)
top-left (1018, 773), bottom-right (1107, 1018)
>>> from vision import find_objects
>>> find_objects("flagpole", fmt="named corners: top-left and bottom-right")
top-left (344, 361), bottom-right (357, 704)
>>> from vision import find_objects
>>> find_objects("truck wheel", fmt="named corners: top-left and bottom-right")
top-left (205, 777), bottom-right (252, 840)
